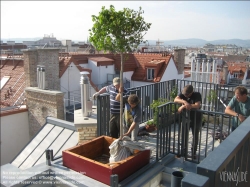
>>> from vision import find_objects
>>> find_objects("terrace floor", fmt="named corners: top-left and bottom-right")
top-left (135, 122), bottom-right (222, 185)
top-left (1, 112), bottom-right (226, 187)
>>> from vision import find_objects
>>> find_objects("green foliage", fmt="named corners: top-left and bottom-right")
top-left (146, 119), bottom-right (154, 126)
top-left (207, 90), bottom-right (217, 111)
top-left (207, 90), bottom-right (217, 103)
top-left (202, 116), bottom-right (207, 122)
top-left (170, 86), bottom-right (178, 101)
top-left (149, 98), bottom-right (168, 125)
top-left (89, 5), bottom-right (152, 53)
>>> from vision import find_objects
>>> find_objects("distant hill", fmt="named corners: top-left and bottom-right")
top-left (1, 37), bottom-right (42, 43)
top-left (147, 38), bottom-right (250, 48)
top-left (2, 37), bottom-right (250, 48)
top-left (209, 39), bottom-right (250, 48)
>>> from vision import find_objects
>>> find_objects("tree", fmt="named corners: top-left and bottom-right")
top-left (89, 5), bottom-right (151, 137)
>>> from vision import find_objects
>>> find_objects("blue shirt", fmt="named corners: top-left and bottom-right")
top-left (123, 103), bottom-right (141, 127)
top-left (106, 84), bottom-right (129, 114)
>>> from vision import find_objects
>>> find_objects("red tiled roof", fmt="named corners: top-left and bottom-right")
top-left (0, 59), bottom-right (26, 108)
top-left (215, 55), bottom-right (248, 62)
top-left (226, 62), bottom-right (249, 80)
top-left (0, 52), bottom-right (175, 108)
top-left (131, 53), bottom-right (173, 82)
top-left (88, 57), bottom-right (114, 66)
top-left (58, 53), bottom-right (175, 84)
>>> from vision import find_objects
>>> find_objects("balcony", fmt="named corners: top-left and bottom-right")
top-left (96, 79), bottom-right (250, 186)
top-left (1, 79), bottom-right (249, 186)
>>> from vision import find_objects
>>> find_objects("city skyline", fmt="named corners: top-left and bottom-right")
top-left (1, 1), bottom-right (250, 42)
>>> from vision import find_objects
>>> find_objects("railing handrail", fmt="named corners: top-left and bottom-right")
top-left (12, 72), bottom-right (24, 89)
top-left (12, 82), bottom-right (25, 98)
top-left (13, 91), bottom-right (25, 106)
top-left (196, 116), bottom-right (250, 187)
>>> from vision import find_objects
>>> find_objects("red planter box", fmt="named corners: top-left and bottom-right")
top-left (62, 136), bottom-right (150, 185)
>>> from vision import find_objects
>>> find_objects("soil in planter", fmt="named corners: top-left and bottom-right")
top-left (93, 154), bottom-right (110, 164)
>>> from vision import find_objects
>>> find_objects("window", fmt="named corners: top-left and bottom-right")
top-left (233, 73), bottom-right (239, 78)
top-left (147, 68), bottom-right (155, 80)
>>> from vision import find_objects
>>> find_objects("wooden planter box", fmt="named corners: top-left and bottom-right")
top-left (62, 136), bottom-right (150, 185)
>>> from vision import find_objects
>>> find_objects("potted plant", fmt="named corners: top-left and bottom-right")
top-left (145, 86), bottom-right (178, 132)
top-left (145, 98), bottom-right (168, 132)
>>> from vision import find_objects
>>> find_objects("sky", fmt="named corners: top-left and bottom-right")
top-left (1, 1), bottom-right (250, 42)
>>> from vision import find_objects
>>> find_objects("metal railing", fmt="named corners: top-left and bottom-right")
top-left (97, 79), bottom-right (177, 135)
top-left (13, 91), bottom-right (26, 107)
top-left (63, 97), bottom-right (81, 121)
top-left (194, 116), bottom-right (250, 187)
top-left (96, 79), bottom-right (250, 186)
top-left (155, 102), bottom-right (233, 164)
top-left (97, 79), bottom-right (242, 136)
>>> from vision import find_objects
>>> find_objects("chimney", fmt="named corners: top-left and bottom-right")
top-left (174, 49), bottom-right (185, 74)
top-left (23, 48), bottom-right (60, 90)
top-left (80, 72), bottom-right (92, 118)
top-left (37, 65), bottom-right (46, 89)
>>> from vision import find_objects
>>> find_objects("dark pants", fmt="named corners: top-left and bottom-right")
top-left (109, 113), bottom-right (120, 138)
top-left (181, 112), bottom-right (201, 155)
top-left (189, 119), bottom-right (201, 153)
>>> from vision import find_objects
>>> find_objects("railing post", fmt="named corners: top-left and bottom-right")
top-left (68, 91), bottom-right (70, 108)
top-left (45, 149), bottom-right (51, 166)
top-left (97, 96), bottom-right (101, 136)
top-left (110, 174), bottom-right (119, 187)
top-left (49, 149), bottom-right (53, 162)
top-left (215, 84), bottom-right (219, 111)
top-left (63, 98), bottom-right (66, 120)
top-left (154, 82), bottom-right (159, 100)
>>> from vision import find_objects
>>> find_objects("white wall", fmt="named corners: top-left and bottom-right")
top-left (123, 71), bottom-right (133, 82)
top-left (60, 62), bottom-right (82, 107)
top-left (100, 66), bottom-right (114, 85)
top-left (79, 64), bottom-right (89, 69)
top-left (88, 59), bottom-right (115, 87)
top-left (1, 111), bottom-right (30, 165)
top-left (131, 81), bottom-right (153, 88)
top-left (161, 58), bottom-right (183, 80)
top-left (60, 62), bottom-right (109, 107)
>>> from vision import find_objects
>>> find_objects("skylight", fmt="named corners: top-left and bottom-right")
top-left (0, 76), bottom-right (11, 89)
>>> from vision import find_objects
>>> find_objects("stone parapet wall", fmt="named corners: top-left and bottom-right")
top-left (25, 87), bottom-right (64, 138)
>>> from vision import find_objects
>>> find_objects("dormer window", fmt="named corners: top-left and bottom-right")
top-left (147, 68), bottom-right (155, 80)
top-left (233, 73), bottom-right (239, 78)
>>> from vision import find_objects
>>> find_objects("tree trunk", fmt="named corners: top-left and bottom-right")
top-left (120, 53), bottom-right (124, 138)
